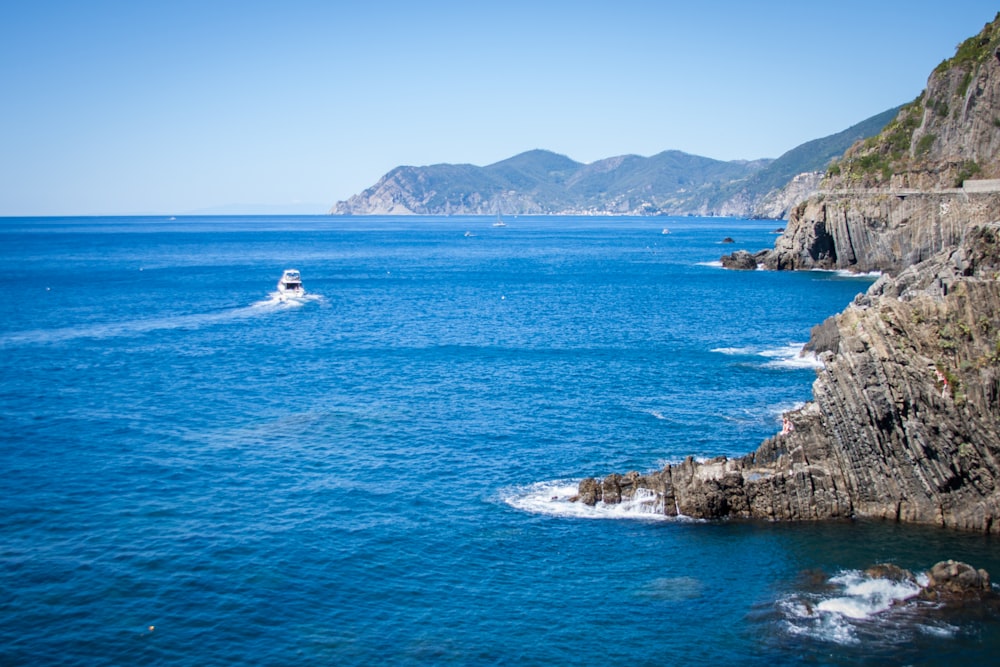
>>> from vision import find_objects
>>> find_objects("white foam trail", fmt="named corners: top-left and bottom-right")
top-left (696, 260), bottom-right (724, 268)
top-left (254, 292), bottom-right (323, 308)
top-left (503, 480), bottom-right (691, 522)
top-left (0, 294), bottom-right (322, 348)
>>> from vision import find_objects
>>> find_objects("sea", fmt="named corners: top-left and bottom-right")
top-left (1, 215), bottom-right (998, 666)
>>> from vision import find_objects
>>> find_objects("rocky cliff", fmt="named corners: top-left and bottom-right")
top-left (577, 224), bottom-right (1000, 533)
top-left (765, 13), bottom-right (1000, 273)
top-left (763, 188), bottom-right (1000, 273)
top-left (579, 16), bottom-right (1000, 532)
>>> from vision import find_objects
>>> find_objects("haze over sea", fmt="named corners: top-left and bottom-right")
top-left (2, 215), bottom-right (998, 665)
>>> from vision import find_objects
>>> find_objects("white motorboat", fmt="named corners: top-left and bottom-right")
top-left (276, 269), bottom-right (305, 298)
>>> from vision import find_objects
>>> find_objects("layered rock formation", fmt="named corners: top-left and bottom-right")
top-left (576, 18), bottom-right (1000, 534)
top-left (764, 13), bottom-right (1000, 273)
top-left (576, 224), bottom-right (1000, 532)
top-left (764, 188), bottom-right (1000, 273)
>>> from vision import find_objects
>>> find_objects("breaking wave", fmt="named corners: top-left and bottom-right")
top-left (776, 569), bottom-right (958, 646)
top-left (502, 480), bottom-right (693, 522)
top-left (712, 343), bottom-right (823, 369)
top-left (811, 268), bottom-right (883, 280)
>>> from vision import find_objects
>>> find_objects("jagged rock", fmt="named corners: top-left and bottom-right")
top-left (763, 15), bottom-right (1000, 273)
top-left (923, 560), bottom-right (992, 598)
top-left (576, 224), bottom-right (1000, 533)
top-left (721, 237), bottom-right (735, 244)
top-left (762, 190), bottom-right (1000, 273)
top-left (574, 19), bottom-right (1000, 533)
top-left (720, 250), bottom-right (758, 270)
top-left (577, 477), bottom-right (601, 505)
top-left (865, 563), bottom-right (918, 584)
top-left (801, 316), bottom-right (840, 356)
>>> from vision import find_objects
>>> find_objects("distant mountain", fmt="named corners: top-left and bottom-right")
top-left (330, 108), bottom-right (898, 219)
top-left (708, 107), bottom-right (901, 218)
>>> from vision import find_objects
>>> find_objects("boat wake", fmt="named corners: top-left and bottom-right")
top-left (775, 569), bottom-right (958, 646)
top-left (254, 292), bottom-right (323, 308)
top-left (502, 480), bottom-right (694, 522)
top-left (0, 294), bottom-right (322, 349)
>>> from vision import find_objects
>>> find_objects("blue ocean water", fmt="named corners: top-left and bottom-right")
top-left (1, 215), bottom-right (997, 666)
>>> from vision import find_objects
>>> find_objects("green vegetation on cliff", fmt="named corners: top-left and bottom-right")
top-left (828, 12), bottom-right (1000, 188)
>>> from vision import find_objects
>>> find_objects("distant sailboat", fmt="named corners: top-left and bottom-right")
top-left (492, 210), bottom-right (506, 227)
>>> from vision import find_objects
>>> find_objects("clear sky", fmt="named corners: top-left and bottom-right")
top-left (2, 1), bottom-right (998, 216)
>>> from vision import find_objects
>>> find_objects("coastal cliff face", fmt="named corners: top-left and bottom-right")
top-left (763, 189), bottom-right (1000, 273)
top-left (578, 224), bottom-right (1000, 532)
top-left (765, 14), bottom-right (1000, 274)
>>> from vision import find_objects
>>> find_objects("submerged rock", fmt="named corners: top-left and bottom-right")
top-left (859, 560), bottom-right (992, 601)
top-left (864, 563), bottom-right (918, 584)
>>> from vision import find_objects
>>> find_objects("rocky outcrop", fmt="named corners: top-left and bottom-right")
top-left (577, 224), bottom-right (1000, 533)
top-left (861, 561), bottom-right (993, 602)
top-left (925, 560), bottom-right (993, 598)
top-left (720, 249), bottom-right (768, 270)
top-left (760, 14), bottom-right (1000, 274)
top-left (762, 188), bottom-right (1000, 273)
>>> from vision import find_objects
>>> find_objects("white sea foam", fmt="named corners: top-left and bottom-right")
top-left (779, 569), bottom-right (924, 645)
top-left (811, 268), bottom-right (882, 279)
top-left (817, 572), bottom-right (921, 619)
top-left (254, 292), bottom-right (323, 308)
top-left (837, 270), bottom-right (882, 279)
top-left (503, 480), bottom-right (691, 522)
top-left (696, 260), bottom-right (723, 268)
top-left (712, 343), bottom-right (823, 369)
top-left (759, 343), bottom-right (824, 369)
top-left (710, 346), bottom-right (756, 356)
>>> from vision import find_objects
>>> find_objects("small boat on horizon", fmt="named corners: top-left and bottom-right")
top-left (492, 211), bottom-right (506, 227)
top-left (276, 269), bottom-right (305, 299)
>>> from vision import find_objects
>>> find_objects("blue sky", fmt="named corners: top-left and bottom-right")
top-left (2, 1), bottom-right (998, 216)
